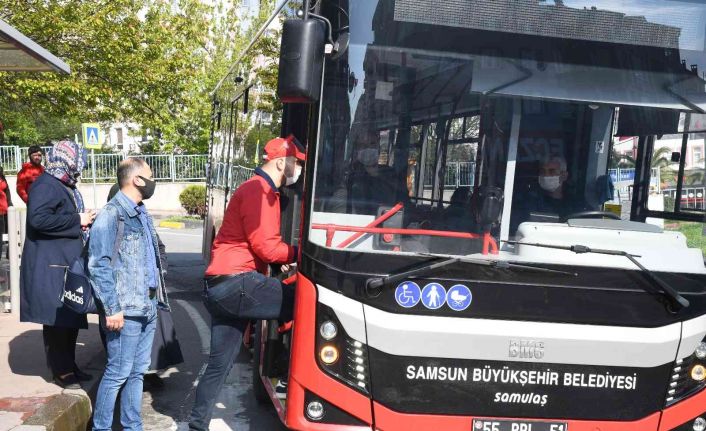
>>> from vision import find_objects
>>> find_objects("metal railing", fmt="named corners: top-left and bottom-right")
top-left (0, 146), bottom-right (22, 174)
top-left (210, 162), bottom-right (254, 190)
top-left (423, 161), bottom-right (476, 188)
top-left (83, 154), bottom-right (208, 182)
top-left (0, 146), bottom-right (208, 182)
top-left (663, 187), bottom-right (706, 210)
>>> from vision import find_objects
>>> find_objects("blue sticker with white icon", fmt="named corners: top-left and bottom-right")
top-left (446, 284), bottom-right (472, 311)
top-left (395, 281), bottom-right (421, 308)
top-left (421, 283), bottom-right (447, 310)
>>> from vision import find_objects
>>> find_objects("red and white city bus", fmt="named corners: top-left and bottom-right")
top-left (204, 1), bottom-right (706, 430)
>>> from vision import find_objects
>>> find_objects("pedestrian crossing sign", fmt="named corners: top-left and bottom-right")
top-left (81, 123), bottom-right (101, 149)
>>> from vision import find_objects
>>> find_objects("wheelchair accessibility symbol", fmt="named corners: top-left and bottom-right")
top-left (395, 282), bottom-right (421, 308)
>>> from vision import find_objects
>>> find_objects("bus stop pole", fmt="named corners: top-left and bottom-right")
top-left (91, 149), bottom-right (97, 209)
top-left (78, 132), bottom-right (98, 209)
top-left (8, 207), bottom-right (25, 317)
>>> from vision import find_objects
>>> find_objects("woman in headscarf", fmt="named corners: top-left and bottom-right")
top-left (20, 139), bottom-right (97, 389)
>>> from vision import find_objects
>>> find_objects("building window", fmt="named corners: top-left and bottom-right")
top-left (116, 128), bottom-right (124, 150)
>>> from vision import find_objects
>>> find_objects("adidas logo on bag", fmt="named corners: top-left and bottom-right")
top-left (63, 289), bottom-right (85, 305)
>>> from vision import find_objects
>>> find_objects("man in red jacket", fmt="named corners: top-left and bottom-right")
top-left (188, 135), bottom-right (304, 431)
top-left (17, 145), bottom-right (45, 203)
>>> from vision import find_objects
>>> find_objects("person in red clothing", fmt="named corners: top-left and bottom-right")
top-left (0, 166), bottom-right (13, 242)
top-left (188, 135), bottom-right (305, 431)
top-left (16, 145), bottom-right (45, 203)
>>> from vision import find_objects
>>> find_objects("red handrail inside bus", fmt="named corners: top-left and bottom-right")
top-left (336, 202), bottom-right (404, 249)
top-left (312, 223), bottom-right (499, 255)
top-left (277, 321), bottom-right (293, 333)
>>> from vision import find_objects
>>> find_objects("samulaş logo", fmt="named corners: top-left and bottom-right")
top-left (64, 289), bottom-right (84, 305)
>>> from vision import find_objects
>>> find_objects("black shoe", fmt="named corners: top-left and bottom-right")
top-left (274, 379), bottom-right (288, 399)
top-left (143, 373), bottom-right (165, 391)
top-left (73, 368), bottom-right (93, 381)
top-left (54, 374), bottom-right (81, 390)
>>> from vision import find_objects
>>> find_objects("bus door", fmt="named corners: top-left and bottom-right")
top-left (629, 112), bottom-right (706, 259)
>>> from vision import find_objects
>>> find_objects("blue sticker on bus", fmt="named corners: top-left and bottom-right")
top-left (446, 284), bottom-right (472, 311)
top-left (395, 282), bottom-right (421, 308)
top-left (421, 283), bottom-right (447, 310)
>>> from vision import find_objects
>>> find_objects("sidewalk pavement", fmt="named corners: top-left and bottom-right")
top-left (0, 313), bottom-right (105, 431)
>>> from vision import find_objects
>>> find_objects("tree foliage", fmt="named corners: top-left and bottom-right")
top-left (216, 0), bottom-right (287, 168)
top-left (0, 0), bottom-right (258, 153)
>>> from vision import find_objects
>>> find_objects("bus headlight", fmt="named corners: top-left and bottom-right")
top-left (691, 365), bottom-right (706, 382)
top-left (667, 337), bottom-right (706, 406)
top-left (319, 321), bottom-right (338, 340)
top-left (320, 345), bottom-right (339, 364)
top-left (306, 401), bottom-right (325, 421)
top-left (317, 303), bottom-right (370, 395)
top-left (694, 417), bottom-right (706, 431)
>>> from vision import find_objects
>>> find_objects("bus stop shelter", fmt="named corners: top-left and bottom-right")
top-left (0, 16), bottom-right (70, 314)
top-left (0, 17), bottom-right (70, 73)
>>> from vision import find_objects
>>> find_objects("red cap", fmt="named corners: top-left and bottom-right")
top-left (263, 135), bottom-right (306, 161)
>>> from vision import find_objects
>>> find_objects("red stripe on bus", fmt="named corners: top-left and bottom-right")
top-left (286, 273), bottom-right (374, 428)
top-left (373, 402), bottom-right (661, 431)
top-left (659, 388), bottom-right (706, 430)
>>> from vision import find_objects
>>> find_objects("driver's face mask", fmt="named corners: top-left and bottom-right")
top-left (539, 175), bottom-right (562, 192)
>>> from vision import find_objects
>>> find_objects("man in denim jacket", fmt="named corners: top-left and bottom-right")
top-left (89, 158), bottom-right (167, 431)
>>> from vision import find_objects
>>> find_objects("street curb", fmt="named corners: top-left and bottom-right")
top-left (16, 392), bottom-right (91, 431)
top-left (159, 221), bottom-right (185, 229)
top-left (12, 346), bottom-right (106, 431)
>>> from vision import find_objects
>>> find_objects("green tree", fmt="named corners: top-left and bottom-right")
top-left (0, 0), bottom-right (226, 153)
top-left (685, 169), bottom-right (705, 186)
top-left (651, 146), bottom-right (673, 169)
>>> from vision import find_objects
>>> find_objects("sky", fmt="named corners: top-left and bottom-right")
top-left (562, 0), bottom-right (706, 51)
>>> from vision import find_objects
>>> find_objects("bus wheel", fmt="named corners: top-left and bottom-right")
top-left (252, 320), bottom-right (269, 404)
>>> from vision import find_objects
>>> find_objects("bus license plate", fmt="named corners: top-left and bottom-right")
top-left (472, 419), bottom-right (568, 431)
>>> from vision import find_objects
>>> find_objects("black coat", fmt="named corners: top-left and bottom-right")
top-left (20, 173), bottom-right (87, 328)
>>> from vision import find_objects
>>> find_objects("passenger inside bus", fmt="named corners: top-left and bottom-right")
top-left (438, 186), bottom-right (474, 232)
top-left (327, 130), bottom-right (409, 215)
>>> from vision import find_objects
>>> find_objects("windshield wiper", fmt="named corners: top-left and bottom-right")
top-left (365, 253), bottom-right (577, 292)
top-left (505, 241), bottom-right (690, 311)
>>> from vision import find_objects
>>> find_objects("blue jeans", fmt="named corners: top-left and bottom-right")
top-left (92, 308), bottom-right (157, 431)
top-left (188, 271), bottom-right (294, 431)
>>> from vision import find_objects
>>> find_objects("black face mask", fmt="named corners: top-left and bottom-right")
top-left (136, 176), bottom-right (156, 200)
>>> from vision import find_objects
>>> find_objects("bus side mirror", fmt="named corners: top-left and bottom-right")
top-left (277, 19), bottom-right (326, 104)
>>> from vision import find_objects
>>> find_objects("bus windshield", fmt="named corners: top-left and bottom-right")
top-left (308, 0), bottom-right (706, 267)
